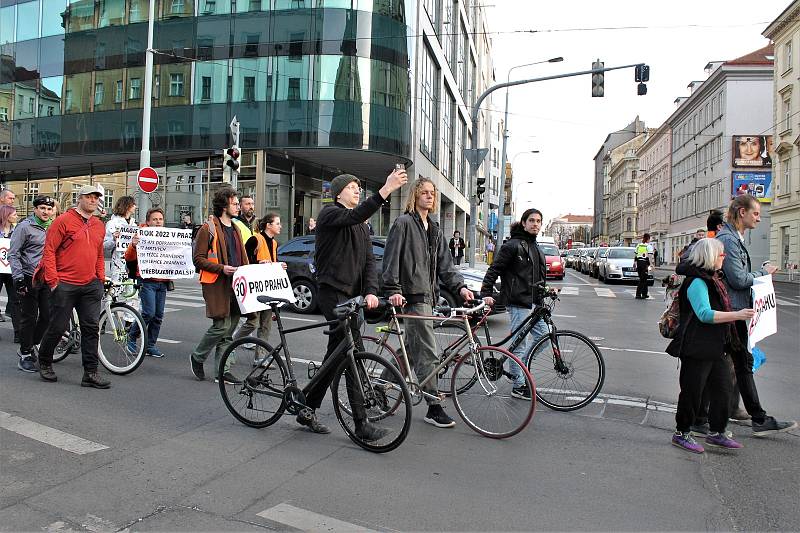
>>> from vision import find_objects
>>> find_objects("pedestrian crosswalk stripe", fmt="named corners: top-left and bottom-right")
top-left (594, 288), bottom-right (616, 298)
top-left (0, 411), bottom-right (109, 455)
top-left (559, 286), bottom-right (579, 296)
top-left (776, 298), bottom-right (799, 307)
top-left (257, 503), bottom-right (376, 532)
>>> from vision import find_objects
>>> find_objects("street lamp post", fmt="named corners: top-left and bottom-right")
top-left (496, 57), bottom-right (562, 247)
top-left (511, 180), bottom-right (534, 222)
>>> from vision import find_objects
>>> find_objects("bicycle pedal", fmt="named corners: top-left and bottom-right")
top-left (297, 407), bottom-right (313, 422)
top-left (307, 361), bottom-right (318, 379)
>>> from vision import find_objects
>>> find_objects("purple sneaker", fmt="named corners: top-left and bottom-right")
top-left (672, 432), bottom-right (704, 454)
top-left (705, 432), bottom-right (743, 449)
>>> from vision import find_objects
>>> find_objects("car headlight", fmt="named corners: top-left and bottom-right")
top-left (609, 264), bottom-right (620, 272)
top-left (552, 261), bottom-right (561, 267)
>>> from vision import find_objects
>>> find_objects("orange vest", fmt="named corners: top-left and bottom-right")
top-left (254, 232), bottom-right (278, 263)
top-left (199, 220), bottom-right (220, 284)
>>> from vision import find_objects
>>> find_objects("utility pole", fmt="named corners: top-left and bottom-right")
top-left (136, 0), bottom-right (156, 223)
top-left (465, 62), bottom-right (648, 267)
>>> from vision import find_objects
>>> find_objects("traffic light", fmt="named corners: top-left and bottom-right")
top-left (591, 60), bottom-right (604, 97)
top-left (635, 64), bottom-right (649, 96)
top-left (476, 176), bottom-right (486, 204)
top-left (223, 146), bottom-right (240, 183)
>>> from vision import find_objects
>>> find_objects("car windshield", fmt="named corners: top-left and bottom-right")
top-left (599, 249), bottom-right (609, 257)
top-left (539, 244), bottom-right (559, 256)
top-left (609, 249), bottom-right (636, 259)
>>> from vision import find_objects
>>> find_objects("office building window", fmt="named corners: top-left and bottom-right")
top-left (94, 82), bottom-right (104, 105)
top-left (243, 76), bottom-right (256, 101)
top-left (441, 90), bottom-right (453, 179)
top-left (201, 76), bottom-right (212, 101)
top-left (785, 41), bottom-right (793, 72)
top-left (169, 73), bottom-right (184, 96)
top-left (288, 78), bottom-right (301, 100)
top-left (782, 158), bottom-right (791, 193)
top-left (115, 80), bottom-right (123, 102)
top-left (420, 44), bottom-right (439, 163)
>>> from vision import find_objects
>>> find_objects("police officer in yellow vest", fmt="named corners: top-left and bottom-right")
top-left (189, 188), bottom-right (249, 382)
top-left (634, 233), bottom-right (654, 300)
top-left (233, 212), bottom-right (287, 363)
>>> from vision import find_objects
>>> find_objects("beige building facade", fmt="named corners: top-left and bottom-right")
top-left (603, 131), bottom-right (649, 246)
top-left (635, 123), bottom-right (672, 263)
top-left (764, 2), bottom-right (800, 274)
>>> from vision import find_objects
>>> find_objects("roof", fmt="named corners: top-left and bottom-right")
top-left (723, 44), bottom-right (774, 66)
top-left (553, 214), bottom-right (593, 224)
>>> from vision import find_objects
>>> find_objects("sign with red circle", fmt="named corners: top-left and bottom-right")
top-left (137, 167), bottom-right (159, 193)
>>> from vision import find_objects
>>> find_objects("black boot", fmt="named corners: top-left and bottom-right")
top-left (81, 370), bottom-right (111, 389)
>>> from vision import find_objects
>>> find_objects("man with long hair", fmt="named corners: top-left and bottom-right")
top-left (382, 177), bottom-right (473, 428)
top-left (189, 188), bottom-right (249, 382)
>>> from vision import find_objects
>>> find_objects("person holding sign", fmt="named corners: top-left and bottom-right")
top-left (189, 188), bottom-right (249, 382)
top-left (9, 196), bottom-right (55, 372)
top-left (717, 194), bottom-right (796, 437)
top-left (299, 168), bottom-right (407, 438)
top-left (234, 212), bottom-right (287, 362)
top-left (0, 205), bottom-right (20, 340)
top-left (103, 196), bottom-right (138, 289)
top-left (667, 238), bottom-right (754, 453)
top-left (124, 208), bottom-right (170, 358)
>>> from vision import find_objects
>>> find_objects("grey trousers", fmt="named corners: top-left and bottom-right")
top-left (404, 302), bottom-right (441, 405)
top-left (234, 309), bottom-right (273, 356)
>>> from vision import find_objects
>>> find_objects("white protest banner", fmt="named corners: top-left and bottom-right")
top-left (137, 227), bottom-right (195, 279)
top-left (232, 263), bottom-right (296, 314)
top-left (0, 237), bottom-right (10, 274)
top-left (115, 225), bottom-right (140, 252)
top-left (748, 274), bottom-right (777, 350)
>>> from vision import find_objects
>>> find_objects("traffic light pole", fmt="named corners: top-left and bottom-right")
top-left (465, 62), bottom-right (646, 267)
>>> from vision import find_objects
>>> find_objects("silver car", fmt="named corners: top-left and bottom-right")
top-left (591, 247), bottom-right (610, 278)
top-left (598, 247), bottom-right (655, 285)
top-left (579, 247), bottom-right (598, 274)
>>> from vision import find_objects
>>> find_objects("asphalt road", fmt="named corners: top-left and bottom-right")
top-left (1, 269), bottom-right (798, 531)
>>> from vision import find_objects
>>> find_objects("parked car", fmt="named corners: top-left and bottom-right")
top-left (277, 235), bottom-right (505, 314)
top-left (539, 243), bottom-right (564, 280)
top-left (574, 248), bottom-right (589, 270)
top-left (590, 247), bottom-right (610, 278)
top-left (562, 248), bottom-right (579, 269)
top-left (597, 246), bottom-right (655, 285)
top-left (579, 247), bottom-right (598, 274)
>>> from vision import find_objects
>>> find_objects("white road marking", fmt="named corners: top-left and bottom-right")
top-left (158, 338), bottom-right (181, 344)
top-left (0, 411), bottom-right (109, 455)
top-left (559, 286), bottom-right (579, 296)
top-left (594, 287), bottom-right (616, 298)
top-left (257, 503), bottom-right (376, 532)
top-left (776, 298), bottom-right (799, 307)
top-left (552, 314), bottom-right (577, 318)
top-left (565, 271), bottom-right (596, 286)
top-left (597, 345), bottom-right (667, 355)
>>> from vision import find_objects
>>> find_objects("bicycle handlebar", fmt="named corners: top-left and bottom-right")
top-left (434, 299), bottom-right (486, 317)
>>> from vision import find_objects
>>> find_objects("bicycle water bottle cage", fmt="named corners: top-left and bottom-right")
top-left (307, 360), bottom-right (318, 379)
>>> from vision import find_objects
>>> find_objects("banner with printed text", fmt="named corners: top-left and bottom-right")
top-left (0, 238), bottom-right (10, 274)
top-left (748, 275), bottom-right (777, 350)
top-left (136, 227), bottom-right (195, 279)
top-left (115, 225), bottom-right (140, 252)
top-left (232, 263), bottom-right (296, 314)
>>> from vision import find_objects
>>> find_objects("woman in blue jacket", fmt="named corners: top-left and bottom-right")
top-left (667, 238), bottom-right (754, 454)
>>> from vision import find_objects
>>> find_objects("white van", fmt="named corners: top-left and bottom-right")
top-left (538, 235), bottom-right (555, 245)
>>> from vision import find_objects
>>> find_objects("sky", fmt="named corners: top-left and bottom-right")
top-left (484, 0), bottom-right (789, 225)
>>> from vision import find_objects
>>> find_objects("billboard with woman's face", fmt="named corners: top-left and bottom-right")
top-left (732, 135), bottom-right (772, 168)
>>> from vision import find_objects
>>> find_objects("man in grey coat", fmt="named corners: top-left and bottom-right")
top-left (8, 195), bottom-right (55, 372)
top-left (382, 177), bottom-right (473, 428)
top-left (717, 194), bottom-right (796, 437)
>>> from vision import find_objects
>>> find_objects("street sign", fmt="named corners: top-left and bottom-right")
top-left (137, 167), bottom-right (159, 193)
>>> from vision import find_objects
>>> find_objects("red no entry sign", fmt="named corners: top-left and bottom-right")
top-left (137, 167), bottom-right (159, 193)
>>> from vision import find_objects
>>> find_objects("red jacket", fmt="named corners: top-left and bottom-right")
top-left (36, 209), bottom-right (105, 288)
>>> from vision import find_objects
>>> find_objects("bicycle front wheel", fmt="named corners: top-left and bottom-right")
top-left (97, 303), bottom-right (146, 374)
top-left (331, 351), bottom-right (412, 453)
top-left (451, 346), bottom-right (535, 439)
top-left (218, 337), bottom-right (288, 428)
top-left (527, 330), bottom-right (605, 411)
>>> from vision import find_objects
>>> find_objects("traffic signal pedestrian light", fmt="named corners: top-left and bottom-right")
top-left (225, 146), bottom-right (240, 172)
top-left (591, 60), bottom-right (604, 97)
top-left (635, 64), bottom-right (649, 96)
top-left (476, 176), bottom-right (486, 204)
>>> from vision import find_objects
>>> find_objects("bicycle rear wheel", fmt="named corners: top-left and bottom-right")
top-left (218, 337), bottom-right (288, 428)
top-left (360, 336), bottom-right (402, 371)
top-left (432, 321), bottom-right (475, 395)
top-left (97, 303), bottom-right (146, 374)
top-left (331, 351), bottom-right (412, 453)
top-left (527, 330), bottom-right (605, 411)
top-left (451, 347), bottom-right (535, 439)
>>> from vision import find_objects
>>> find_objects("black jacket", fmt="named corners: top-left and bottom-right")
top-left (666, 265), bottom-right (730, 360)
top-left (382, 211), bottom-right (465, 305)
top-left (314, 192), bottom-right (385, 297)
top-left (448, 237), bottom-right (465, 257)
top-left (481, 224), bottom-right (546, 308)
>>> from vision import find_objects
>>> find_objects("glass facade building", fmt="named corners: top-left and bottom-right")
top-left (0, 0), bottom-right (412, 234)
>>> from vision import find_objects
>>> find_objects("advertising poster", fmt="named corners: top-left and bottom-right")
top-left (732, 171), bottom-right (772, 203)
top-left (732, 135), bottom-right (773, 168)
top-left (322, 181), bottom-right (333, 203)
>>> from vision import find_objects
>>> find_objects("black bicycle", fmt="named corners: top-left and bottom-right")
top-left (217, 295), bottom-right (412, 453)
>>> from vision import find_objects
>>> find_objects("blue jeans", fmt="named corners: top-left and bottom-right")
top-left (131, 280), bottom-right (167, 351)
top-left (507, 305), bottom-right (549, 387)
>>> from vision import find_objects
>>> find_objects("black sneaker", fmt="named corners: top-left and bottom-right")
top-left (752, 416), bottom-right (798, 437)
top-left (190, 356), bottom-right (205, 381)
top-left (39, 364), bottom-right (57, 382)
top-left (17, 351), bottom-right (37, 373)
top-left (511, 384), bottom-right (532, 401)
top-left (81, 371), bottom-right (111, 389)
top-left (214, 371), bottom-right (240, 384)
top-left (355, 421), bottom-right (389, 442)
top-left (424, 404), bottom-right (456, 428)
top-left (296, 408), bottom-right (331, 434)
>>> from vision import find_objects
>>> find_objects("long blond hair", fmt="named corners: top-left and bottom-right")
top-left (403, 177), bottom-right (438, 214)
top-left (726, 194), bottom-right (758, 230)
